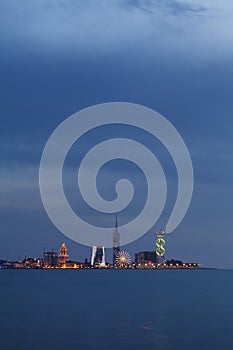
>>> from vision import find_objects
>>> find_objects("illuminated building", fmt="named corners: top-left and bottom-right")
top-left (58, 243), bottom-right (69, 264)
top-left (0, 261), bottom-right (16, 269)
top-left (91, 246), bottom-right (105, 266)
top-left (22, 256), bottom-right (42, 269)
top-left (134, 251), bottom-right (156, 266)
top-left (0, 260), bottom-right (7, 269)
top-left (44, 251), bottom-right (58, 267)
top-left (156, 229), bottom-right (166, 264)
top-left (113, 213), bottom-right (120, 266)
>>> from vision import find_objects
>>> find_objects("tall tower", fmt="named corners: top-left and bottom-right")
top-left (91, 246), bottom-right (97, 266)
top-left (113, 213), bottom-right (120, 266)
top-left (156, 229), bottom-right (165, 264)
top-left (91, 246), bottom-right (105, 266)
top-left (58, 243), bottom-right (69, 264)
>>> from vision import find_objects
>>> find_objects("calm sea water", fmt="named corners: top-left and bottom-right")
top-left (0, 269), bottom-right (233, 350)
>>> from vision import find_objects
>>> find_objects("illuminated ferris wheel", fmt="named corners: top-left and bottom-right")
top-left (115, 251), bottom-right (131, 266)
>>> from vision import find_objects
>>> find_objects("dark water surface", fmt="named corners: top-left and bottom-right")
top-left (0, 269), bottom-right (233, 350)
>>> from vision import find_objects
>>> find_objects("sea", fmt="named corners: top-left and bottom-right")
top-left (0, 269), bottom-right (233, 350)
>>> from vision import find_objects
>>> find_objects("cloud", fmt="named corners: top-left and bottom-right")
top-left (0, 165), bottom-right (40, 210)
top-left (125, 0), bottom-right (208, 15)
top-left (0, 0), bottom-right (232, 60)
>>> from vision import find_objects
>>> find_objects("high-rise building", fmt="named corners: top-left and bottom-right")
top-left (58, 243), bottom-right (69, 264)
top-left (44, 251), bottom-right (58, 267)
top-left (156, 229), bottom-right (166, 264)
top-left (91, 246), bottom-right (105, 266)
top-left (134, 251), bottom-right (156, 265)
top-left (113, 213), bottom-right (120, 265)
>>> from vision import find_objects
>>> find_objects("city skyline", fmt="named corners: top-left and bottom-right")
top-left (0, 239), bottom-right (199, 270)
top-left (0, 3), bottom-right (232, 350)
top-left (0, 1), bottom-right (233, 268)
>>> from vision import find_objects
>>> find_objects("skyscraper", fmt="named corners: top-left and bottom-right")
top-left (58, 243), bottom-right (69, 264)
top-left (44, 251), bottom-right (58, 267)
top-left (113, 213), bottom-right (120, 266)
top-left (156, 229), bottom-right (166, 264)
top-left (91, 246), bottom-right (105, 266)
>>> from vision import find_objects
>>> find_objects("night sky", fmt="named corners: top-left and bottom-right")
top-left (0, 0), bottom-right (233, 268)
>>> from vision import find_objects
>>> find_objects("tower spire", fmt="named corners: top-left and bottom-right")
top-left (113, 212), bottom-right (120, 266)
top-left (115, 212), bottom-right (118, 228)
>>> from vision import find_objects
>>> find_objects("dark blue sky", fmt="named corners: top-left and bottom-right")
top-left (0, 0), bottom-right (233, 267)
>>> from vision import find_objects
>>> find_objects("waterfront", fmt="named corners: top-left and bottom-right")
top-left (0, 241), bottom-right (199, 270)
top-left (0, 269), bottom-right (233, 350)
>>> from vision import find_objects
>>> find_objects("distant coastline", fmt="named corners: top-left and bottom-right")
top-left (0, 243), bottom-right (200, 270)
